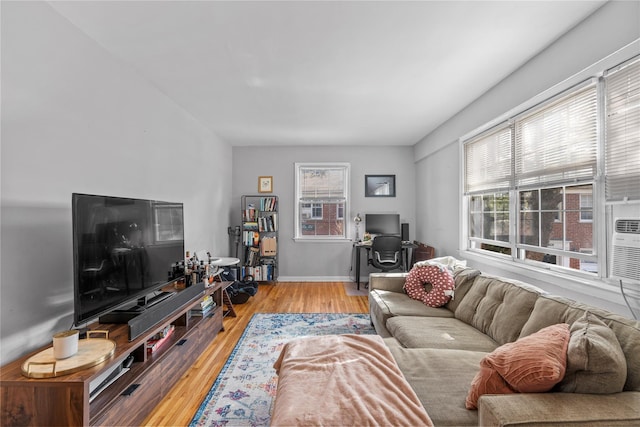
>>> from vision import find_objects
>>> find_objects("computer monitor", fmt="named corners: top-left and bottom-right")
top-left (365, 213), bottom-right (401, 236)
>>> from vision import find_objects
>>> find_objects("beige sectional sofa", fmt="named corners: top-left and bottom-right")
top-left (368, 266), bottom-right (640, 426)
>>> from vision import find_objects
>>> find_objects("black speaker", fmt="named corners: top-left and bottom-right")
top-left (128, 282), bottom-right (204, 340)
top-left (100, 282), bottom-right (204, 340)
top-left (401, 223), bottom-right (409, 241)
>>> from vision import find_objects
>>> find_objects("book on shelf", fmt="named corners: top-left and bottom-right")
top-left (191, 295), bottom-right (216, 316)
top-left (191, 303), bottom-right (216, 317)
top-left (201, 295), bottom-right (214, 309)
top-left (243, 231), bottom-right (260, 247)
top-left (247, 246), bottom-right (261, 266)
top-left (243, 221), bottom-right (259, 230)
top-left (258, 214), bottom-right (278, 232)
top-left (260, 197), bottom-right (277, 212)
top-left (243, 204), bottom-right (256, 221)
top-left (241, 263), bottom-right (275, 281)
top-left (146, 324), bottom-right (175, 354)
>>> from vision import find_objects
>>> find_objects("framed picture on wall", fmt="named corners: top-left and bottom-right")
top-left (258, 176), bottom-right (273, 193)
top-left (365, 175), bottom-right (396, 197)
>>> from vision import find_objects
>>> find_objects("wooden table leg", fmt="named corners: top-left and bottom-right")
top-left (222, 289), bottom-right (237, 318)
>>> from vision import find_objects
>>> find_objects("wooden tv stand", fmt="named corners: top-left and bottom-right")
top-left (0, 282), bottom-right (227, 426)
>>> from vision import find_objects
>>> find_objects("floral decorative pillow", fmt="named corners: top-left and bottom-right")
top-left (466, 323), bottom-right (570, 410)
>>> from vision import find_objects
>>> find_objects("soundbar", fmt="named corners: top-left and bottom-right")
top-left (128, 282), bottom-right (204, 340)
top-left (99, 283), bottom-right (204, 340)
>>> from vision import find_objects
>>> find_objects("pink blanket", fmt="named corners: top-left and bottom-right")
top-left (271, 334), bottom-right (433, 426)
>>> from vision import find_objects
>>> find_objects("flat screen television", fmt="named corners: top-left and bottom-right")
top-left (72, 193), bottom-right (185, 325)
top-left (365, 213), bottom-right (401, 236)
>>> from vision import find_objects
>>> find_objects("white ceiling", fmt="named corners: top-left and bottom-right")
top-left (48, 1), bottom-right (606, 147)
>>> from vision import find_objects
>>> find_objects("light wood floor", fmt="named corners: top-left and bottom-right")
top-left (142, 282), bottom-right (369, 426)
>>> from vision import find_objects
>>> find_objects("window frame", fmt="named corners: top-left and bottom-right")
top-left (579, 193), bottom-right (594, 222)
top-left (294, 162), bottom-right (350, 241)
top-left (311, 203), bottom-right (323, 220)
top-left (462, 78), bottom-right (604, 280)
top-left (515, 183), bottom-right (597, 268)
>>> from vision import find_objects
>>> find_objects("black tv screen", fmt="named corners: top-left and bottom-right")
top-left (365, 213), bottom-right (401, 236)
top-left (72, 193), bottom-right (184, 325)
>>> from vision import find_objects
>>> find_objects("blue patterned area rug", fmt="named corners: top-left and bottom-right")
top-left (190, 313), bottom-right (375, 427)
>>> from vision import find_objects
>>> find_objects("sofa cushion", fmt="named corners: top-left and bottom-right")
top-left (478, 393), bottom-right (640, 427)
top-left (556, 311), bottom-right (627, 394)
top-left (446, 267), bottom-right (481, 313)
top-left (520, 294), bottom-right (640, 392)
top-left (369, 272), bottom-right (408, 293)
top-left (369, 288), bottom-right (454, 337)
top-left (387, 316), bottom-right (499, 352)
top-left (389, 346), bottom-right (486, 426)
top-left (454, 275), bottom-right (543, 345)
top-left (466, 323), bottom-right (570, 410)
top-left (369, 289), bottom-right (455, 319)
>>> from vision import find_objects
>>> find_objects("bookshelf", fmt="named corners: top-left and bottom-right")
top-left (241, 195), bottom-right (278, 282)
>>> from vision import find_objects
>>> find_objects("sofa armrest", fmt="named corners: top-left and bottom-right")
top-left (369, 272), bottom-right (408, 293)
top-left (478, 392), bottom-right (640, 426)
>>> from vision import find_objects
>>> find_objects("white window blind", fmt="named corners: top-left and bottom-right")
top-left (514, 82), bottom-right (598, 188)
top-left (464, 125), bottom-right (512, 194)
top-left (605, 57), bottom-right (640, 201)
top-left (298, 166), bottom-right (347, 203)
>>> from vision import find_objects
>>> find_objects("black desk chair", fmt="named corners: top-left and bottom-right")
top-left (368, 235), bottom-right (403, 272)
top-left (80, 240), bottom-right (115, 296)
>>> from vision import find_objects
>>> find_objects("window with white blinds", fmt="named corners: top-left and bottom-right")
top-left (462, 79), bottom-right (600, 275)
top-left (514, 82), bottom-right (598, 188)
top-left (462, 54), bottom-right (640, 281)
top-left (464, 125), bottom-right (512, 194)
top-left (605, 57), bottom-right (640, 201)
top-left (295, 163), bottom-right (350, 239)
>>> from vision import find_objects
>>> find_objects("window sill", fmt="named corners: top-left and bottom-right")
top-left (293, 237), bottom-right (351, 243)
top-left (459, 249), bottom-right (637, 306)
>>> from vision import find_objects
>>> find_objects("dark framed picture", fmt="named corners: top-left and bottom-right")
top-left (365, 175), bottom-right (396, 197)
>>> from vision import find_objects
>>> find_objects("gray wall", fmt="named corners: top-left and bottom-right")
top-left (1, 2), bottom-right (233, 364)
top-left (414, 142), bottom-right (459, 259)
top-left (413, 0), bottom-right (640, 316)
top-left (232, 146), bottom-right (415, 280)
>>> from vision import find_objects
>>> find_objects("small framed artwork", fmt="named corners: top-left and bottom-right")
top-left (258, 176), bottom-right (273, 193)
top-left (365, 175), bottom-right (396, 197)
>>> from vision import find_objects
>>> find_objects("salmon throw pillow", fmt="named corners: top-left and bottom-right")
top-left (466, 323), bottom-right (570, 410)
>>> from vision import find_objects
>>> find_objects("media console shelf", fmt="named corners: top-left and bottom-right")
top-left (0, 281), bottom-right (227, 426)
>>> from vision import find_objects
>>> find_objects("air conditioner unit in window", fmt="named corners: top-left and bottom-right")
top-left (610, 218), bottom-right (640, 284)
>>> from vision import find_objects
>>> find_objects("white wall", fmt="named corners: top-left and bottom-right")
top-left (0, 2), bottom-right (233, 364)
top-left (414, 142), bottom-right (459, 259)
top-left (413, 0), bottom-right (640, 316)
top-left (232, 145), bottom-right (415, 280)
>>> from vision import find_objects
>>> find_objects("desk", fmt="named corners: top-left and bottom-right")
top-left (353, 241), bottom-right (416, 290)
